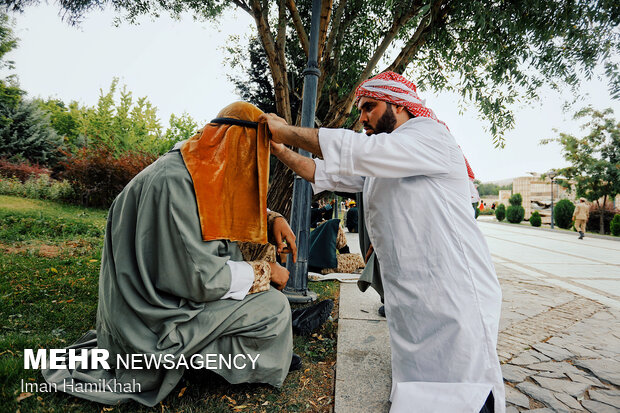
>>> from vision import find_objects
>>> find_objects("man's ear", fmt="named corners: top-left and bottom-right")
top-left (395, 105), bottom-right (410, 115)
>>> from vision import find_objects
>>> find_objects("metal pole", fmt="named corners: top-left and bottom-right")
top-left (550, 178), bottom-right (555, 230)
top-left (283, 0), bottom-right (322, 303)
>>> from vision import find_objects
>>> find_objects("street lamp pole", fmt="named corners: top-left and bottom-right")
top-left (549, 171), bottom-right (557, 229)
top-left (283, 0), bottom-right (322, 303)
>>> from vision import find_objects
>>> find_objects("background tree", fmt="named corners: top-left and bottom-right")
top-left (0, 12), bottom-right (62, 165)
top-left (3, 0), bottom-right (619, 215)
top-left (541, 107), bottom-right (620, 234)
top-left (0, 98), bottom-right (62, 165)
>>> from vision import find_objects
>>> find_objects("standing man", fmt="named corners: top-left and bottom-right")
top-left (261, 72), bottom-right (504, 413)
top-left (573, 197), bottom-right (590, 239)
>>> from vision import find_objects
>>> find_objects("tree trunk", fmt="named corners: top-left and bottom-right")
top-left (600, 195), bottom-right (607, 234)
top-left (267, 158), bottom-right (295, 219)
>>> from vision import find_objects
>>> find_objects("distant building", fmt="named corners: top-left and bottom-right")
top-left (511, 176), bottom-right (575, 223)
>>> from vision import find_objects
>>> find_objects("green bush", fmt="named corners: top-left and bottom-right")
top-left (495, 204), bottom-right (506, 221)
top-left (611, 214), bottom-right (620, 236)
top-left (0, 174), bottom-right (73, 201)
top-left (554, 199), bottom-right (575, 229)
top-left (587, 202), bottom-right (617, 234)
top-left (509, 193), bottom-right (522, 206)
top-left (530, 211), bottom-right (542, 227)
top-left (506, 205), bottom-right (525, 223)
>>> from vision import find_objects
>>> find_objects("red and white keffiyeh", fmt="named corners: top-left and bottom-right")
top-left (355, 71), bottom-right (449, 130)
top-left (355, 71), bottom-right (479, 200)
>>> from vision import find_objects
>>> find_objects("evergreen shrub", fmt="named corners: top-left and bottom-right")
top-left (554, 199), bottom-right (575, 229)
top-left (506, 205), bottom-right (525, 223)
top-left (530, 211), bottom-right (542, 227)
top-left (509, 193), bottom-right (522, 206)
top-left (495, 203), bottom-right (506, 221)
top-left (506, 193), bottom-right (524, 223)
top-left (611, 214), bottom-right (620, 236)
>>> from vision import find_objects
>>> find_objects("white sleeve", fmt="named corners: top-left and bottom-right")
top-left (311, 158), bottom-right (365, 193)
top-left (219, 260), bottom-right (254, 300)
top-left (318, 120), bottom-right (451, 178)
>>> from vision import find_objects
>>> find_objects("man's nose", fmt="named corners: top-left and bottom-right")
top-left (359, 111), bottom-right (368, 123)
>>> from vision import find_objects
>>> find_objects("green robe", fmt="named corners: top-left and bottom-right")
top-left (43, 151), bottom-right (292, 406)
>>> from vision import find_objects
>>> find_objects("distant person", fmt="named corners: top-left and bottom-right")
top-left (321, 199), bottom-right (334, 220)
top-left (310, 201), bottom-right (323, 228)
top-left (479, 200), bottom-right (485, 211)
top-left (491, 203), bottom-right (496, 210)
top-left (346, 201), bottom-right (359, 233)
top-left (308, 219), bottom-right (364, 274)
top-left (572, 198), bottom-right (590, 239)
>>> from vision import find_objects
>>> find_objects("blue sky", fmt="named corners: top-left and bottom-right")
top-left (4, 4), bottom-right (619, 182)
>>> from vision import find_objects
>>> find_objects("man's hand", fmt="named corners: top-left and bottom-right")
top-left (260, 113), bottom-right (289, 144)
top-left (272, 216), bottom-right (298, 263)
top-left (270, 140), bottom-right (287, 157)
top-left (268, 262), bottom-right (289, 290)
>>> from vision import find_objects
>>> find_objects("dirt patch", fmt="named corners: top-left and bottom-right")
top-left (0, 240), bottom-right (88, 258)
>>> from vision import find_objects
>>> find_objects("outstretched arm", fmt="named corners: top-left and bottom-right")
top-left (270, 141), bottom-right (317, 183)
top-left (260, 113), bottom-right (323, 157)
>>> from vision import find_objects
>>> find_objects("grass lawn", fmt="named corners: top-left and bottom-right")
top-left (0, 195), bottom-right (339, 412)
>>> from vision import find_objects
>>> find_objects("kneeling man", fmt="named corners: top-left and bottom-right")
top-left (43, 102), bottom-right (297, 406)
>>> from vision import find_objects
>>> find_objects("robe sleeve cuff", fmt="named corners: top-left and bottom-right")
top-left (267, 210), bottom-right (284, 245)
top-left (319, 127), bottom-right (354, 176)
top-left (220, 260), bottom-right (254, 300)
top-left (247, 261), bottom-right (272, 294)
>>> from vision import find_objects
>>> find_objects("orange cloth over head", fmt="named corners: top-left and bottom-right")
top-left (181, 102), bottom-right (270, 244)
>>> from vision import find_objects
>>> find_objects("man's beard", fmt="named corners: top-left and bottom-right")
top-left (364, 104), bottom-right (397, 135)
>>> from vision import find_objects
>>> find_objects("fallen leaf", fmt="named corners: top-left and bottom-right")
top-left (50, 268), bottom-right (58, 273)
top-left (262, 401), bottom-right (269, 406)
top-left (232, 405), bottom-right (248, 410)
top-left (89, 259), bottom-right (97, 263)
top-left (102, 407), bottom-right (114, 412)
top-left (177, 387), bottom-right (187, 397)
top-left (16, 392), bottom-right (33, 402)
top-left (65, 299), bottom-right (74, 303)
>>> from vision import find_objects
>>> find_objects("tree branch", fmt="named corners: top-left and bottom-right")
top-left (317, 0), bottom-right (333, 63)
top-left (286, 0), bottom-right (309, 58)
top-left (230, 0), bottom-right (251, 14)
top-left (386, 0), bottom-right (449, 73)
top-left (325, 7), bottom-right (420, 127)
top-left (322, 0), bottom-right (347, 67)
top-left (250, 0), bottom-right (292, 123)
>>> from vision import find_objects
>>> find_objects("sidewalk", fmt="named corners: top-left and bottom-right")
top-left (334, 232), bottom-right (620, 412)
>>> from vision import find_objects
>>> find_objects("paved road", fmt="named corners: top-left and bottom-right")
top-left (335, 222), bottom-right (620, 413)
top-left (479, 220), bottom-right (620, 310)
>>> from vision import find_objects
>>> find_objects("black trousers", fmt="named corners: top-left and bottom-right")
top-left (479, 391), bottom-right (494, 413)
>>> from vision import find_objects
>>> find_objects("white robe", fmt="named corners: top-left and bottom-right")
top-left (312, 117), bottom-right (505, 413)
